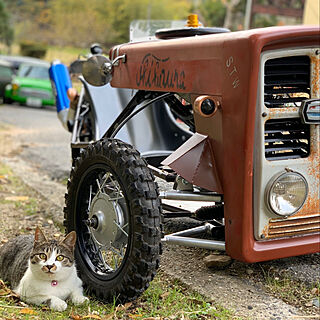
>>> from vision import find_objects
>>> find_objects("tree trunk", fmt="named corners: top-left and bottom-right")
top-left (223, 0), bottom-right (241, 29)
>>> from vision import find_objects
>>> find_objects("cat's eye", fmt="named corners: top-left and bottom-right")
top-left (56, 255), bottom-right (64, 261)
top-left (39, 253), bottom-right (47, 260)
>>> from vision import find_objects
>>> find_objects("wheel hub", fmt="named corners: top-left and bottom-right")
top-left (88, 192), bottom-right (125, 247)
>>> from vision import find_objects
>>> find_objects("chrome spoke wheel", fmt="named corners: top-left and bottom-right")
top-left (65, 139), bottom-right (162, 302)
top-left (84, 171), bottom-right (128, 274)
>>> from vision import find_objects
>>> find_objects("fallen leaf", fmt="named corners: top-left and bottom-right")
top-left (20, 308), bottom-right (37, 315)
top-left (5, 196), bottom-right (29, 202)
top-left (0, 288), bottom-right (11, 296)
top-left (160, 292), bottom-right (170, 299)
top-left (70, 312), bottom-right (82, 320)
top-left (116, 302), bottom-right (132, 312)
top-left (186, 297), bottom-right (204, 305)
top-left (83, 315), bottom-right (102, 319)
top-left (0, 279), bottom-right (7, 288)
top-left (0, 176), bottom-right (8, 184)
top-left (128, 314), bottom-right (142, 319)
top-left (104, 303), bottom-right (132, 320)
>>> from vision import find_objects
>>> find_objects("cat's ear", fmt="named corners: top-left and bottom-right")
top-left (61, 231), bottom-right (76, 250)
top-left (34, 227), bottom-right (47, 244)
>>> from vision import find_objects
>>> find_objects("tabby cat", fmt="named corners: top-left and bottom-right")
top-left (0, 227), bottom-right (88, 311)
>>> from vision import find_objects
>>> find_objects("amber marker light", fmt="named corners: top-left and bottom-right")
top-left (186, 14), bottom-right (200, 28)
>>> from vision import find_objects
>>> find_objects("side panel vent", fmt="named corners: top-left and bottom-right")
top-left (264, 56), bottom-right (310, 108)
top-left (265, 118), bottom-right (310, 161)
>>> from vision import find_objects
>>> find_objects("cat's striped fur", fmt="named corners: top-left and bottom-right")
top-left (0, 227), bottom-right (88, 311)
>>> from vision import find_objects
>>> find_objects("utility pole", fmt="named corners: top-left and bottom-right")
top-left (244, 0), bottom-right (253, 29)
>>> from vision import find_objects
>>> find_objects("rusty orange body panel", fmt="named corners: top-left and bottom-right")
top-left (109, 26), bottom-right (320, 262)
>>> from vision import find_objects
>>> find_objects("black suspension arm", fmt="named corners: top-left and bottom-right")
top-left (103, 90), bottom-right (173, 139)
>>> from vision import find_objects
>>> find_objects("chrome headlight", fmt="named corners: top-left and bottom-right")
top-left (266, 171), bottom-right (308, 216)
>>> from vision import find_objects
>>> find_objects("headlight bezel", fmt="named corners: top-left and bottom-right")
top-left (265, 170), bottom-right (308, 217)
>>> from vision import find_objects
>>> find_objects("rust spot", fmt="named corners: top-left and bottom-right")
top-left (261, 224), bottom-right (269, 239)
top-left (267, 106), bottom-right (298, 120)
top-left (265, 215), bottom-right (320, 239)
top-left (310, 54), bottom-right (320, 98)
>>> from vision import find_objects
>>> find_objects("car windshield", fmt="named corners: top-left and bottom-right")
top-left (0, 65), bottom-right (12, 77)
top-left (18, 64), bottom-right (49, 80)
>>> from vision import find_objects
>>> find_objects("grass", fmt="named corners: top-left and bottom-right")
top-left (261, 266), bottom-right (320, 314)
top-left (0, 274), bottom-right (236, 320)
top-left (44, 45), bottom-right (88, 65)
top-left (0, 160), bottom-right (238, 319)
top-left (0, 43), bottom-right (87, 65)
top-left (0, 164), bottom-right (38, 216)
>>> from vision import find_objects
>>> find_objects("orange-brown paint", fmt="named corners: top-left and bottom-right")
top-left (110, 25), bottom-right (320, 262)
top-left (311, 55), bottom-right (320, 98)
top-left (194, 95), bottom-right (221, 118)
top-left (265, 215), bottom-right (320, 239)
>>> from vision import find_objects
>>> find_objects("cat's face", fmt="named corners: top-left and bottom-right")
top-left (29, 228), bottom-right (76, 281)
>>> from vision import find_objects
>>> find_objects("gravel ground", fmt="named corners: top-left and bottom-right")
top-left (0, 124), bottom-right (319, 320)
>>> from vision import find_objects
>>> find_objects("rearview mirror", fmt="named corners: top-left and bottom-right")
top-left (82, 55), bottom-right (112, 86)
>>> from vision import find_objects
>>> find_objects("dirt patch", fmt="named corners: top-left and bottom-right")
top-left (0, 168), bottom-right (63, 244)
top-left (0, 124), bottom-right (319, 320)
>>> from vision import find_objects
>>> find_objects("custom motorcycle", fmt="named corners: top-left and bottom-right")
top-left (50, 17), bottom-right (320, 302)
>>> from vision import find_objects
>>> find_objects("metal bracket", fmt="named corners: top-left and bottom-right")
top-left (162, 223), bottom-right (225, 251)
top-left (112, 54), bottom-right (126, 67)
top-left (111, 44), bottom-right (127, 67)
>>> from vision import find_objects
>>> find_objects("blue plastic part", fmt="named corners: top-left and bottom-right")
top-left (49, 62), bottom-right (72, 113)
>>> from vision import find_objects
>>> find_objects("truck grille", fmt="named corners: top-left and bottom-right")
top-left (265, 118), bottom-right (310, 160)
top-left (267, 215), bottom-right (320, 239)
top-left (19, 88), bottom-right (52, 100)
top-left (264, 56), bottom-right (310, 108)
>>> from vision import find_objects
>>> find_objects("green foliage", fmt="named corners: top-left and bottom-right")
top-left (3, 0), bottom-right (191, 48)
top-left (103, 0), bottom-right (191, 44)
top-left (252, 13), bottom-right (278, 28)
top-left (49, 0), bottom-right (114, 47)
top-left (19, 40), bottom-right (47, 58)
top-left (0, 0), bottom-right (13, 46)
top-left (200, 0), bottom-right (226, 27)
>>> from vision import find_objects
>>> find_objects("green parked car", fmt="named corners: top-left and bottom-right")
top-left (5, 61), bottom-right (55, 107)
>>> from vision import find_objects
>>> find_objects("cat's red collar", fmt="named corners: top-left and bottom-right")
top-left (51, 280), bottom-right (58, 287)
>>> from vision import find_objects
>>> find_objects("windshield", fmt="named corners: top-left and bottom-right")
top-left (130, 20), bottom-right (187, 42)
top-left (18, 64), bottom-right (49, 80)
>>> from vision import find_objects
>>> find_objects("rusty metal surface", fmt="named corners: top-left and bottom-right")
top-left (264, 215), bottom-right (320, 239)
top-left (109, 25), bottom-right (320, 262)
top-left (310, 54), bottom-right (319, 99)
top-left (260, 49), bottom-right (320, 240)
top-left (162, 133), bottom-right (223, 193)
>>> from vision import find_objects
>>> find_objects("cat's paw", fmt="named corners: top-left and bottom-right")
top-left (49, 297), bottom-right (68, 311)
top-left (72, 295), bottom-right (89, 305)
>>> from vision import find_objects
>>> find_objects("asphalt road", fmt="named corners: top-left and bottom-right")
top-left (0, 102), bottom-right (319, 319)
top-left (0, 103), bottom-right (72, 180)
